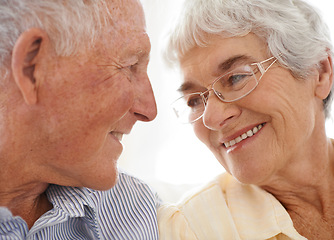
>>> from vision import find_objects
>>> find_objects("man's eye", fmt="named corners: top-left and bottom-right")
top-left (129, 62), bottom-right (138, 71)
top-left (121, 62), bottom-right (139, 79)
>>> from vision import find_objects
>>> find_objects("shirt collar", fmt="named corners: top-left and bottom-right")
top-left (46, 184), bottom-right (99, 218)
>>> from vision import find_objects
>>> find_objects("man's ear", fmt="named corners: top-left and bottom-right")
top-left (315, 54), bottom-right (333, 100)
top-left (11, 28), bottom-right (49, 105)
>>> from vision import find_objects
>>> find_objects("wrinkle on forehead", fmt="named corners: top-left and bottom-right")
top-left (102, 0), bottom-right (146, 30)
top-left (91, 1), bottom-right (150, 70)
top-left (94, 0), bottom-right (147, 50)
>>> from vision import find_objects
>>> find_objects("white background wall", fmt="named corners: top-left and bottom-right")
top-left (118, 0), bottom-right (334, 198)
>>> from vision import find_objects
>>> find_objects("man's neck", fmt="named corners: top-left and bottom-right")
top-left (0, 182), bottom-right (52, 229)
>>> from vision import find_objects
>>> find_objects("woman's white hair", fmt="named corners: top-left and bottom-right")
top-left (0, 0), bottom-right (112, 74)
top-left (165, 0), bottom-right (334, 117)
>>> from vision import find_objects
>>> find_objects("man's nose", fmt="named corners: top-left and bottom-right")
top-left (131, 73), bottom-right (157, 122)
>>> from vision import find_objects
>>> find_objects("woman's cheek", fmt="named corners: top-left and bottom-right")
top-left (193, 121), bottom-right (212, 147)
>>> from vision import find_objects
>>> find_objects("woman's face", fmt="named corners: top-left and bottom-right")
top-left (180, 33), bottom-right (327, 185)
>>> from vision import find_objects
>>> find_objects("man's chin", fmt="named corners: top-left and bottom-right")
top-left (84, 169), bottom-right (119, 191)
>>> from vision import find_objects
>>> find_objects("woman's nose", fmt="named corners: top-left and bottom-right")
top-left (202, 94), bottom-right (240, 130)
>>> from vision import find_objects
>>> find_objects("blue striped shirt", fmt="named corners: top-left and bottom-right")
top-left (0, 171), bottom-right (160, 239)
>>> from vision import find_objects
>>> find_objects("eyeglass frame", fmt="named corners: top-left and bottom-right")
top-left (173, 55), bottom-right (279, 123)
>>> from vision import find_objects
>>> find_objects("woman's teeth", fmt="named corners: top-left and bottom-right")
top-left (224, 123), bottom-right (264, 148)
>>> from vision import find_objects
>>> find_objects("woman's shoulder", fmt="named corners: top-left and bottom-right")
top-left (158, 173), bottom-right (241, 240)
top-left (175, 172), bottom-right (231, 205)
top-left (158, 172), bottom-right (233, 223)
top-left (158, 173), bottom-right (306, 240)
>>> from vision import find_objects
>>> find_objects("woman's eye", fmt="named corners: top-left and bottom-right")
top-left (228, 74), bottom-right (248, 85)
top-left (186, 95), bottom-right (203, 109)
top-left (218, 72), bottom-right (252, 90)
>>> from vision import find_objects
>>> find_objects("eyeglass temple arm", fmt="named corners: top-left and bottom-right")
top-left (254, 56), bottom-right (279, 75)
top-left (173, 109), bottom-right (181, 118)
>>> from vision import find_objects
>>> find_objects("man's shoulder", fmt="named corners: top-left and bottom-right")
top-left (94, 171), bottom-right (160, 239)
top-left (90, 170), bottom-right (161, 209)
top-left (48, 172), bottom-right (159, 239)
top-left (116, 171), bottom-right (155, 190)
top-left (109, 171), bottom-right (159, 202)
top-left (48, 171), bottom-right (159, 211)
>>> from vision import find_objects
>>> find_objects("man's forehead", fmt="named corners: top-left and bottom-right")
top-left (117, 32), bottom-right (151, 58)
top-left (94, 25), bottom-right (150, 66)
top-left (105, 0), bottom-right (145, 25)
top-left (100, 2), bottom-right (146, 43)
top-left (97, 0), bottom-right (147, 42)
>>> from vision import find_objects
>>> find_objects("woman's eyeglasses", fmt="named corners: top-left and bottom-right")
top-left (172, 55), bottom-right (279, 123)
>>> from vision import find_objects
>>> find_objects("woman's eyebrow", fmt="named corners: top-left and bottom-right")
top-left (178, 81), bottom-right (198, 93)
top-left (178, 55), bottom-right (255, 93)
top-left (217, 55), bottom-right (254, 72)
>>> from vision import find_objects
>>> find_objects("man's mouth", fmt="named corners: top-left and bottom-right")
top-left (223, 123), bottom-right (265, 148)
top-left (110, 132), bottom-right (124, 142)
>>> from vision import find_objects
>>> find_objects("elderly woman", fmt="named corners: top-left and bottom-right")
top-left (158, 0), bottom-right (334, 239)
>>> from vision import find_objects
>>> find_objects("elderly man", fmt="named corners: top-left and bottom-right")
top-left (0, 0), bottom-right (158, 239)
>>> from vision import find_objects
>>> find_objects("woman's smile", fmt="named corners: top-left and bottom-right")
top-left (222, 123), bottom-right (265, 148)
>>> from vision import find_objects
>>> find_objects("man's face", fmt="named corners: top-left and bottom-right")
top-left (36, 0), bottom-right (156, 190)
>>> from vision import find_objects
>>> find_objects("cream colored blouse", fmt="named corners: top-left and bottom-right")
top-left (158, 173), bottom-right (307, 240)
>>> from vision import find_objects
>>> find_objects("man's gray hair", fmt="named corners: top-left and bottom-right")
top-left (0, 0), bottom-right (112, 76)
top-left (165, 0), bottom-right (334, 117)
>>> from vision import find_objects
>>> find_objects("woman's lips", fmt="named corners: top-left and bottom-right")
top-left (223, 123), bottom-right (265, 148)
